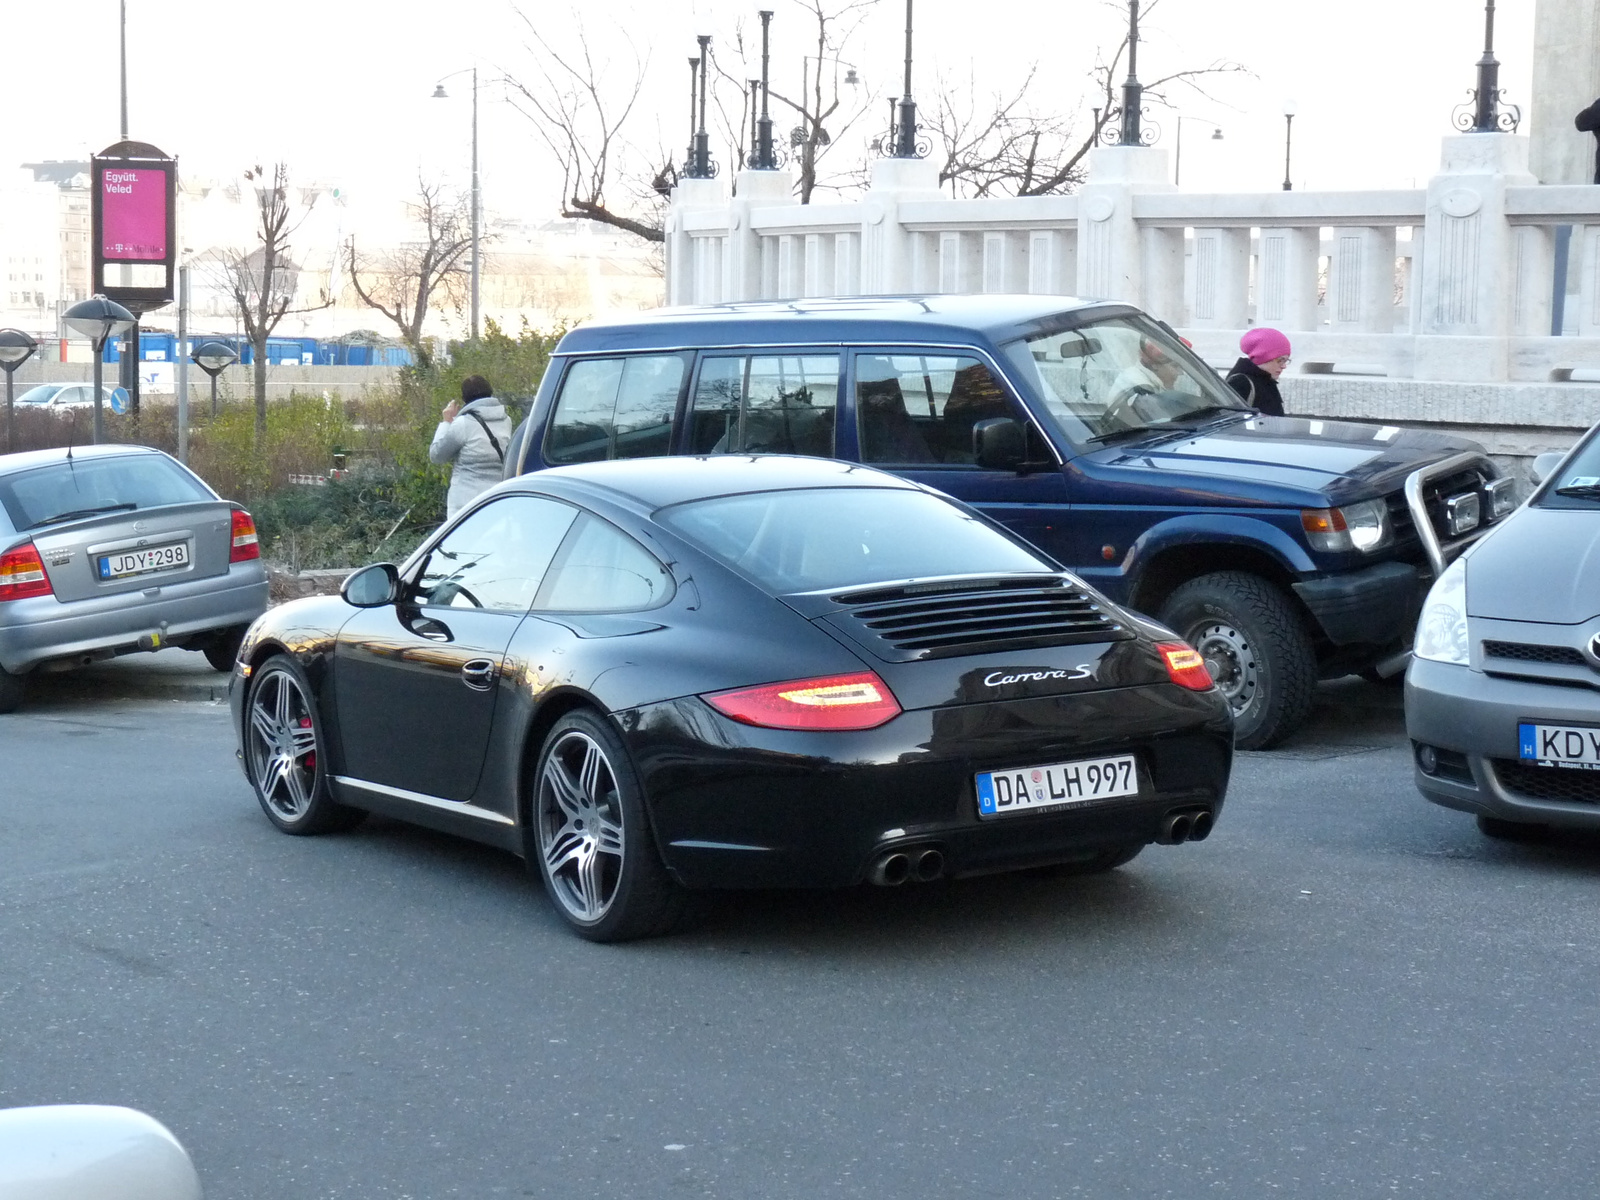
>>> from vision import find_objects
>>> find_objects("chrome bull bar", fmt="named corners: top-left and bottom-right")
top-left (1403, 452), bottom-right (1503, 577)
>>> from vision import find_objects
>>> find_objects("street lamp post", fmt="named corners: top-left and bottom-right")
top-left (0, 329), bottom-right (39, 453)
top-left (1173, 117), bottom-right (1223, 188)
top-left (1100, 1), bottom-right (1153, 147)
top-left (1282, 100), bottom-right (1296, 191)
top-left (754, 10), bottom-right (778, 169)
top-left (889, 0), bottom-right (921, 158)
top-left (431, 69), bottom-right (481, 340)
top-left (62, 296), bottom-right (135, 445)
top-left (191, 341), bottom-right (238, 418)
top-left (1454, 0), bottom-right (1520, 133)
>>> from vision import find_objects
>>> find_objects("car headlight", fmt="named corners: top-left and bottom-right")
top-left (1414, 556), bottom-right (1469, 665)
top-left (1301, 499), bottom-right (1390, 553)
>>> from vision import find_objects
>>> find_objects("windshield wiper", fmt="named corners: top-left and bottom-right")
top-left (1553, 483), bottom-right (1600, 500)
top-left (34, 502), bottom-right (138, 527)
top-left (1168, 404), bottom-right (1252, 424)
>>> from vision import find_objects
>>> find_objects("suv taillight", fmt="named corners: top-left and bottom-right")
top-left (0, 543), bottom-right (53, 602)
top-left (230, 509), bottom-right (260, 563)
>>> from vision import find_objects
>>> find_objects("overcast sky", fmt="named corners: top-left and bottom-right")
top-left (0, 0), bottom-right (1539, 231)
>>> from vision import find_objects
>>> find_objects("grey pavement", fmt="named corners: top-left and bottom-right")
top-left (19, 646), bottom-right (229, 705)
top-left (3, 680), bottom-right (1599, 1198)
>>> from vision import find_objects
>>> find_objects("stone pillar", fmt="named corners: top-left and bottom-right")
top-left (726, 170), bottom-right (795, 301)
top-left (1530, 0), bottom-right (1600, 184)
top-left (859, 157), bottom-right (943, 294)
top-left (1326, 226), bottom-right (1398, 334)
top-left (1256, 228), bottom-right (1320, 332)
top-left (1414, 134), bottom-right (1535, 381)
top-left (1188, 228), bottom-right (1250, 329)
top-left (1076, 146), bottom-right (1171, 303)
top-left (665, 177), bottom-right (727, 306)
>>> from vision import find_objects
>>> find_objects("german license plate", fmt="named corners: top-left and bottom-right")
top-left (1519, 723), bottom-right (1600, 770)
top-left (98, 541), bottom-right (190, 580)
top-left (976, 753), bottom-right (1138, 818)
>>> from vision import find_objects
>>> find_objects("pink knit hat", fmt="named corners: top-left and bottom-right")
top-left (1241, 327), bottom-right (1291, 364)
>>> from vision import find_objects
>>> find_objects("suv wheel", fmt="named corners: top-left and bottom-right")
top-left (1158, 571), bottom-right (1317, 751)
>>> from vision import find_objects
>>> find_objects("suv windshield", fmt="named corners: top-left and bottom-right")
top-left (1003, 313), bottom-right (1250, 445)
top-left (1536, 435), bottom-right (1600, 508)
top-left (0, 454), bottom-right (211, 531)
top-left (658, 486), bottom-right (1053, 593)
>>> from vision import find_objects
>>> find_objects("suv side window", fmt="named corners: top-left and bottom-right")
top-left (855, 353), bottom-right (1031, 466)
top-left (545, 355), bottom-right (687, 465)
top-left (414, 495), bottom-right (579, 612)
top-left (534, 514), bottom-right (675, 613)
top-left (687, 354), bottom-right (839, 457)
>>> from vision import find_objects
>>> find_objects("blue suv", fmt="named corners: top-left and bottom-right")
top-left (504, 296), bottom-right (1513, 748)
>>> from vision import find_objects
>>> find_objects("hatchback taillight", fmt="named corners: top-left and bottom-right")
top-left (0, 543), bottom-right (53, 602)
top-left (230, 509), bottom-right (260, 563)
top-left (703, 671), bottom-right (903, 731)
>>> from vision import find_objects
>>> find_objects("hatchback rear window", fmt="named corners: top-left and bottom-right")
top-left (0, 454), bottom-right (212, 531)
top-left (658, 487), bottom-right (1053, 593)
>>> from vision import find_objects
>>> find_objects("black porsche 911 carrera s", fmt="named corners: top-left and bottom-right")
top-left (230, 456), bottom-right (1233, 941)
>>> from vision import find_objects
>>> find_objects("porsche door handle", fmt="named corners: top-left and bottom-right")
top-left (460, 659), bottom-right (497, 691)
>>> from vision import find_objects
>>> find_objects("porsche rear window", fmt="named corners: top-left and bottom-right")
top-left (0, 455), bottom-right (211, 531)
top-left (659, 486), bottom-right (1052, 593)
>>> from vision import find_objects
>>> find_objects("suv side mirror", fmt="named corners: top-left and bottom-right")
top-left (973, 417), bottom-right (1027, 471)
top-left (341, 563), bottom-right (400, 607)
top-left (1530, 451), bottom-right (1564, 487)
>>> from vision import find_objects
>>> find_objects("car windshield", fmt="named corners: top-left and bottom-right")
top-left (658, 486), bottom-right (1054, 593)
top-left (1002, 313), bottom-right (1250, 445)
top-left (16, 385), bottom-right (63, 405)
top-left (1537, 435), bottom-right (1600, 508)
top-left (0, 454), bottom-right (212, 531)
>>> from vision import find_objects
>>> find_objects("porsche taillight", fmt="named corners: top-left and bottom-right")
top-left (0, 543), bottom-right (53, 602)
top-left (703, 671), bottom-right (903, 731)
top-left (1157, 642), bottom-right (1214, 691)
top-left (230, 509), bottom-right (260, 563)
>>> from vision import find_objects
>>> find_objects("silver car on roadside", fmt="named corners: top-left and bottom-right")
top-left (0, 445), bottom-right (269, 712)
top-left (1407, 430), bottom-right (1600, 837)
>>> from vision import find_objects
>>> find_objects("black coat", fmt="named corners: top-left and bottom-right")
top-left (1225, 358), bottom-right (1285, 416)
top-left (1576, 98), bottom-right (1600, 184)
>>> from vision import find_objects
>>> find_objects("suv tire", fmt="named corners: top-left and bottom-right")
top-left (1158, 571), bottom-right (1317, 751)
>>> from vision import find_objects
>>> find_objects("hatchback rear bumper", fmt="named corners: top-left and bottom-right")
top-left (0, 563), bottom-right (268, 673)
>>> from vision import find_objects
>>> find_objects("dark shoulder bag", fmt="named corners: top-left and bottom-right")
top-left (464, 410), bottom-right (505, 463)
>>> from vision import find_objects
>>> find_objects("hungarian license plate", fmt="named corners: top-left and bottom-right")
top-left (976, 753), bottom-right (1138, 819)
top-left (98, 541), bottom-right (190, 580)
top-left (1519, 723), bottom-right (1600, 770)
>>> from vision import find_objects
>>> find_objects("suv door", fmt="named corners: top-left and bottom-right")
top-left (842, 349), bottom-right (1073, 566)
top-left (681, 351), bottom-right (841, 457)
top-left (331, 495), bottom-right (579, 801)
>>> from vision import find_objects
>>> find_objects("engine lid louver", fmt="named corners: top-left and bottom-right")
top-left (826, 576), bottom-right (1130, 661)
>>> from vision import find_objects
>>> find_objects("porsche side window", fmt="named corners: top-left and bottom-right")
top-left (855, 354), bottom-right (1026, 466)
top-left (534, 514), bottom-right (675, 613)
top-left (545, 355), bottom-right (686, 465)
top-left (687, 354), bottom-right (839, 456)
top-left (415, 496), bottom-right (579, 612)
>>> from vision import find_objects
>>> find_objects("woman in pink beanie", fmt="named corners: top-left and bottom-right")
top-left (1226, 327), bottom-right (1291, 415)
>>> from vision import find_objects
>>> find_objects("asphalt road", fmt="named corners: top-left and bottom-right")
top-left (4, 676), bottom-right (1599, 1198)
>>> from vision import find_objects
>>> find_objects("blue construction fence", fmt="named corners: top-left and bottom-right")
top-left (102, 333), bottom-right (414, 368)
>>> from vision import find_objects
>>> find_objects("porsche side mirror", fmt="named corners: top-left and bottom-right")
top-left (0, 1105), bottom-right (202, 1200)
top-left (973, 417), bottom-right (1026, 471)
top-left (342, 562), bottom-right (400, 607)
top-left (1530, 451), bottom-right (1564, 487)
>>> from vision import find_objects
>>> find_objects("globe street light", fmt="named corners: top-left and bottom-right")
top-left (191, 340), bottom-right (238, 418)
top-left (0, 328), bottom-right (39, 454)
top-left (432, 69), bottom-right (482, 341)
top-left (63, 296), bottom-right (135, 444)
top-left (1282, 98), bottom-right (1297, 191)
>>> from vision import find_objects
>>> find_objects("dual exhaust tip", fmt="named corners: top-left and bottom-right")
top-left (1158, 807), bottom-right (1215, 845)
top-left (869, 847), bottom-right (945, 887)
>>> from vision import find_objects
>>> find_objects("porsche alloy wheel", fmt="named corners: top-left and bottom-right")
top-left (245, 657), bottom-right (364, 835)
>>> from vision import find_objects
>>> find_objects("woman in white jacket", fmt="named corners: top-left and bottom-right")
top-left (428, 375), bottom-right (515, 517)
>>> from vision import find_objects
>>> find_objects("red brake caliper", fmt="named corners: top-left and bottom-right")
top-left (299, 716), bottom-right (316, 770)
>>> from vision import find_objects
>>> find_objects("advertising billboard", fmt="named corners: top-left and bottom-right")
top-left (91, 141), bottom-right (177, 312)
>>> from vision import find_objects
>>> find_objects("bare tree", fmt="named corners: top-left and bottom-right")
top-left (214, 163), bottom-right (327, 439)
top-left (506, 19), bottom-right (668, 242)
top-left (347, 178), bottom-right (473, 364)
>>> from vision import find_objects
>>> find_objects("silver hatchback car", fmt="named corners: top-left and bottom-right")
top-left (1407, 427), bottom-right (1600, 837)
top-left (0, 445), bottom-right (269, 712)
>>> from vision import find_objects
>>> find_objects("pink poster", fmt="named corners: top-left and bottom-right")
top-left (101, 168), bottom-right (167, 261)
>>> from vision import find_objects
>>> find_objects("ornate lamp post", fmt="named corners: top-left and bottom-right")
top-left (1282, 99), bottom-right (1296, 191)
top-left (62, 296), bottom-right (135, 445)
top-left (753, 10), bottom-right (779, 169)
top-left (1454, 0), bottom-right (1520, 133)
top-left (887, 0), bottom-right (923, 158)
top-left (191, 341), bottom-right (238, 418)
top-left (1100, 0), bottom-right (1155, 146)
top-left (0, 329), bottom-right (39, 453)
top-left (1173, 117), bottom-right (1222, 188)
top-left (683, 37), bottom-right (716, 179)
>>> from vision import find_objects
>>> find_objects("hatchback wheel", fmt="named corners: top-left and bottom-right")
top-left (0, 664), bottom-right (24, 714)
top-left (530, 711), bottom-right (685, 942)
top-left (244, 657), bottom-right (365, 834)
top-left (203, 625), bottom-right (249, 673)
